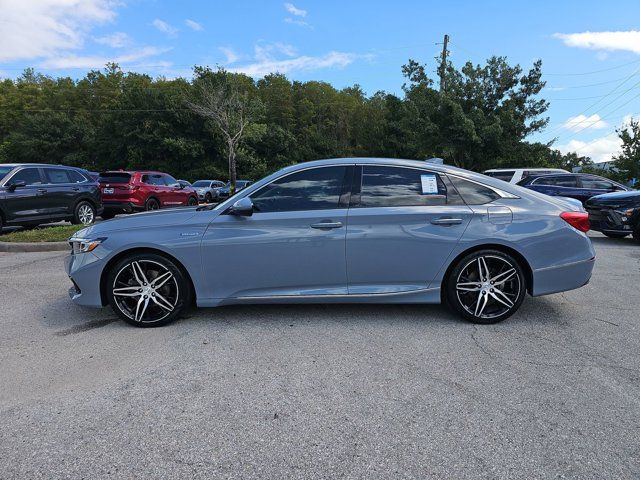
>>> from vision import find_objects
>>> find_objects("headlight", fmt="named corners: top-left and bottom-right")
top-left (69, 237), bottom-right (106, 254)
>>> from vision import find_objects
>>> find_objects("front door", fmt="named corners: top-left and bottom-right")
top-left (2, 167), bottom-right (45, 223)
top-left (346, 165), bottom-right (473, 294)
top-left (200, 165), bottom-right (352, 301)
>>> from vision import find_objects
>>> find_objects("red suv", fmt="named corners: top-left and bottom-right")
top-left (99, 171), bottom-right (198, 219)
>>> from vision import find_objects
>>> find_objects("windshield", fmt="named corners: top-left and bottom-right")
top-left (0, 166), bottom-right (14, 181)
top-left (192, 181), bottom-right (210, 187)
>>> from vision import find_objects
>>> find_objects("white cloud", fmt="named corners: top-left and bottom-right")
top-left (0, 0), bottom-right (119, 62)
top-left (185, 19), bottom-right (203, 31)
top-left (558, 133), bottom-right (622, 163)
top-left (553, 30), bottom-right (640, 54)
top-left (255, 42), bottom-right (297, 62)
top-left (95, 32), bottom-right (130, 48)
top-left (284, 17), bottom-right (310, 27)
top-left (284, 3), bottom-right (306, 17)
top-left (219, 47), bottom-right (239, 64)
top-left (39, 46), bottom-right (170, 69)
top-left (230, 51), bottom-right (356, 77)
top-left (562, 114), bottom-right (608, 132)
top-left (152, 19), bottom-right (178, 37)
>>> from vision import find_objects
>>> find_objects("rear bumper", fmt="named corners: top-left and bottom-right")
top-left (102, 201), bottom-right (145, 213)
top-left (531, 256), bottom-right (595, 296)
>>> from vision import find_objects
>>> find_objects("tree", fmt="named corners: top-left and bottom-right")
top-left (187, 69), bottom-right (263, 193)
top-left (614, 118), bottom-right (640, 184)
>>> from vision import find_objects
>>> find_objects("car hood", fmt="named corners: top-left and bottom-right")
top-left (76, 207), bottom-right (202, 238)
top-left (586, 190), bottom-right (640, 208)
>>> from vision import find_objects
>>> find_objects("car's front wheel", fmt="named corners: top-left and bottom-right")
top-left (446, 250), bottom-right (526, 324)
top-left (187, 196), bottom-right (198, 206)
top-left (106, 253), bottom-right (191, 327)
top-left (205, 193), bottom-right (213, 203)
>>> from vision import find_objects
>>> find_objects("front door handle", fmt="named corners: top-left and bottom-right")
top-left (431, 217), bottom-right (463, 226)
top-left (310, 221), bottom-right (343, 229)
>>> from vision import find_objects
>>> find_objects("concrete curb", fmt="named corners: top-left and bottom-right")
top-left (0, 241), bottom-right (69, 252)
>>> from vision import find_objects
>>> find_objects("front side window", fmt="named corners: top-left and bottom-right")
top-left (448, 176), bottom-right (501, 205)
top-left (251, 166), bottom-right (347, 212)
top-left (10, 168), bottom-right (42, 186)
top-left (358, 166), bottom-right (448, 207)
top-left (43, 168), bottom-right (72, 184)
top-left (164, 175), bottom-right (179, 187)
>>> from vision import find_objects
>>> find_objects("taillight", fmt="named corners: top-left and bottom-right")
top-left (560, 211), bottom-right (590, 232)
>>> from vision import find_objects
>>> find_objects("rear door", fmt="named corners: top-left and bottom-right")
top-left (40, 167), bottom-right (78, 216)
top-left (346, 165), bottom-right (474, 295)
top-left (579, 175), bottom-right (620, 200)
top-left (1, 167), bottom-right (45, 222)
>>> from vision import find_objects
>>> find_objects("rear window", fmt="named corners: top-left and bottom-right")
top-left (99, 172), bottom-right (131, 183)
top-left (192, 180), bottom-right (210, 187)
top-left (484, 171), bottom-right (515, 182)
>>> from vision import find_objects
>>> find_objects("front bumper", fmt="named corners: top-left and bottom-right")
top-left (587, 207), bottom-right (637, 234)
top-left (65, 251), bottom-right (106, 308)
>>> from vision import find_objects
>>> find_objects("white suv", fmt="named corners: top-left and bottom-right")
top-left (483, 168), bottom-right (569, 184)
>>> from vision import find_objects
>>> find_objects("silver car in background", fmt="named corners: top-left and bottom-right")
top-left (66, 158), bottom-right (595, 327)
top-left (191, 179), bottom-right (226, 203)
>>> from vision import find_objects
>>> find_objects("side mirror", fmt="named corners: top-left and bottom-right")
top-left (230, 197), bottom-right (254, 216)
top-left (7, 180), bottom-right (26, 192)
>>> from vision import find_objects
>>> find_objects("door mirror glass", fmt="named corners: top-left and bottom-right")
top-left (7, 180), bottom-right (26, 191)
top-left (230, 197), bottom-right (254, 216)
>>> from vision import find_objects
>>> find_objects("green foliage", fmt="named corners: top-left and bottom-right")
top-left (0, 223), bottom-right (86, 242)
top-left (0, 59), bottom-right (579, 181)
top-left (614, 119), bottom-right (640, 184)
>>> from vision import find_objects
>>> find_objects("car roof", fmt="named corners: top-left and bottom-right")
top-left (0, 163), bottom-right (80, 168)
top-left (483, 167), bottom-right (567, 172)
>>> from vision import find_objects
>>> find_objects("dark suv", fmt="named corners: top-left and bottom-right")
top-left (0, 163), bottom-right (102, 229)
top-left (586, 190), bottom-right (640, 241)
top-left (517, 173), bottom-right (629, 205)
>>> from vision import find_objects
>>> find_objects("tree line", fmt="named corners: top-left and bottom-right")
top-left (0, 56), bottom-right (636, 184)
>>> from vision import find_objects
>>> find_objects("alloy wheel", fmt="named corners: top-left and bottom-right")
top-left (78, 204), bottom-right (94, 225)
top-left (111, 259), bottom-right (179, 323)
top-left (455, 255), bottom-right (521, 320)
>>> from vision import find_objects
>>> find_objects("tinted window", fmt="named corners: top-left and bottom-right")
top-left (448, 176), bottom-right (500, 205)
top-left (580, 176), bottom-right (614, 190)
top-left (10, 168), bottom-right (42, 185)
top-left (142, 174), bottom-right (165, 186)
top-left (99, 172), bottom-right (131, 183)
top-left (251, 166), bottom-right (347, 212)
top-left (484, 171), bottom-right (515, 182)
top-left (68, 170), bottom-right (87, 183)
top-left (359, 166), bottom-right (448, 207)
top-left (0, 166), bottom-right (13, 180)
top-left (164, 175), bottom-right (179, 186)
top-left (192, 180), bottom-right (210, 187)
top-left (534, 175), bottom-right (577, 187)
top-left (43, 168), bottom-right (72, 184)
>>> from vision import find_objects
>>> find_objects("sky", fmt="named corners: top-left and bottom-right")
top-left (1, 0), bottom-right (640, 163)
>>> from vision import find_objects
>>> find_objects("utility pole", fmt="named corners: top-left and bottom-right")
top-left (438, 34), bottom-right (449, 93)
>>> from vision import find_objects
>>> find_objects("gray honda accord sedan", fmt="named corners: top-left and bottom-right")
top-left (66, 158), bottom-right (595, 327)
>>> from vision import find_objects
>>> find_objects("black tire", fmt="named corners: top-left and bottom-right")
top-left (446, 249), bottom-right (527, 324)
top-left (205, 193), bottom-right (213, 203)
top-left (187, 196), bottom-right (198, 206)
top-left (0, 213), bottom-right (4, 231)
top-left (106, 252), bottom-right (191, 327)
top-left (101, 211), bottom-right (117, 220)
top-left (72, 200), bottom-right (96, 225)
top-left (603, 232), bottom-right (629, 239)
top-left (145, 197), bottom-right (160, 211)
top-left (633, 227), bottom-right (640, 243)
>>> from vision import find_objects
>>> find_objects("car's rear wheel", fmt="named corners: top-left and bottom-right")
top-left (145, 198), bottom-right (160, 211)
top-left (446, 250), bottom-right (526, 324)
top-left (603, 232), bottom-right (629, 239)
top-left (72, 201), bottom-right (96, 225)
top-left (187, 196), bottom-right (198, 206)
top-left (106, 253), bottom-right (191, 327)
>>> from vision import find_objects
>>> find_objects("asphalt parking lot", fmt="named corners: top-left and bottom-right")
top-left (0, 233), bottom-right (639, 479)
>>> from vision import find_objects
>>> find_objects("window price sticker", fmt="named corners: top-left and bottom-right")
top-left (420, 174), bottom-right (439, 195)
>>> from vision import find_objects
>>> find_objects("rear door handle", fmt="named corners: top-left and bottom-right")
top-left (310, 221), bottom-right (343, 229)
top-left (431, 217), bottom-right (463, 226)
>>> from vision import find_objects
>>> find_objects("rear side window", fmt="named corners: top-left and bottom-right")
top-left (358, 166), bottom-right (448, 207)
top-left (68, 170), bottom-right (87, 183)
top-left (99, 172), bottom-right (131, 183)
top-left (142, 174), bottom-right (165, 186)
top-left (580, 176), bottom-right (614, 189)
top-left (10, 168), bottom-right (42, 185)
top-left (43, 168), bottom-right (72, 184)
top-left (484, 171), bottom-right (515, 182)
top-left (448, 176), bottom-right (501, 205)
top-left (251, 166), bottom-right (347, 212)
